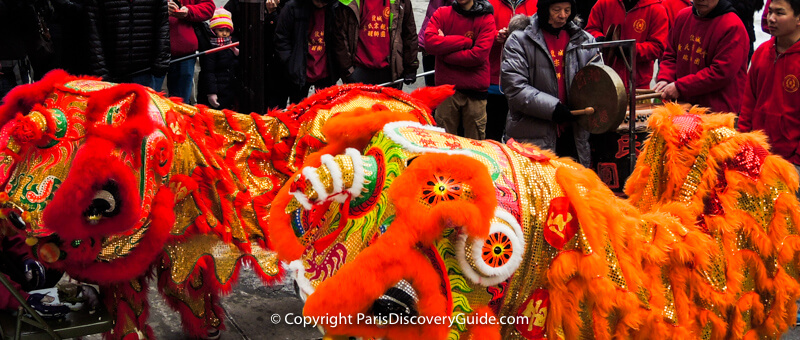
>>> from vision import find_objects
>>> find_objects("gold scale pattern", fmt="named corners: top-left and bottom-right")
top-left (164, 234), bottom-right (280, 284)
top-left (633, 134), bottom-right (667, 211)
top-left (500, 152), bottom-right (565, 339)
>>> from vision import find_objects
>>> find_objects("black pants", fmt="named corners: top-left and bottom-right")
top-left (485, 93), bottom-right (509, 142)
top-left (346, 66), bottom-right (401, 89)
top-left (422, 54), bottom-right (435, 87)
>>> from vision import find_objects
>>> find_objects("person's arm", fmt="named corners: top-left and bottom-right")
top-left (673, 22), bottom-right (749, 97)
top-left (635, 6), bottom-right (668, 62)
top-left (423, 8), bottom-right (473, 56)
top-left (655, 11), bottom-right (681, 84)
top-left (85, 0), bottom-right (108, 79)
top-left (331, 4), bottom-right (355, 78)
top-left (583, 0), bottom-right (605, 38)
top-left (761, 0), bottom-right (771, 33)
top-left (399, 0), bottom-right (419, 78)
top-left (154, 0), bottom-right (170, 78)
top-left (439, 15), bottom-right (496, 67)
top-left (500, 33), bottom-right (560, 120)
top-left (199, 53), bottom-right (217, 95)
top-left (183, 0), bottom-right (215, 22)
top-left (737, 54), bottom-right (759, 132)
top-left (273, 2), bottom-right (294, 67)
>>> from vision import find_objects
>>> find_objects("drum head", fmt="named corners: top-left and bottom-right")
top-left (569, 64), bottom-right (627, 134)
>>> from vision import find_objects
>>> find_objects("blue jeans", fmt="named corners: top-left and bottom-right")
top-left (130, 73), bottom-right (165, 92)
top-left (167, 57), bottom-right (196, 104)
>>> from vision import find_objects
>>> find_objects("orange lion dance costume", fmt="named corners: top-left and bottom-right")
top-left (270, 102), bottom-right (800, 340)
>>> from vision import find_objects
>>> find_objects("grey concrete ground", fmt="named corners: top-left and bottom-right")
top-left (97, 3), bottom-right (800, 340)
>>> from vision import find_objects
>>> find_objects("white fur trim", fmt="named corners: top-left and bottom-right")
top-left (345, 148), bottom-right (366, 198)
top-left (287, 260), bottom-right (315, 301)
top-left (456, 233), bottom-right (483, 285)
top-left (289, 191), bottom-right (313, 210)
top-left (494, 208), bottom-right (525, 242)
top-left (382, 121), bottom-right (472, 156)
top-left (302, 166), bottom-right (329, 202)
top-left (320, 154), bottom-right (343, 195)
top-left (456, 208), bottom-right (526, 286)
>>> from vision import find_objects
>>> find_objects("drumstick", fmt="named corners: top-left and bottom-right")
top-left (571, 107), bottom-right (595, 115)
top-left (636, 88), bottom-right (656, 94)
top-left (635, 93), bottom-right (664, 100)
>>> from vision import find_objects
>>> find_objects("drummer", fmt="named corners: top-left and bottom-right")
top-left (500, 0), bottom-right (602, 167)
top-left (653, 0), bottom-right (749, 113)
top-left (585, 0), bottom-right (669, 90)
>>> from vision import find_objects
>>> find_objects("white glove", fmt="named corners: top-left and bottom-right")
top-left (208, 94), bottom-right (219, 108)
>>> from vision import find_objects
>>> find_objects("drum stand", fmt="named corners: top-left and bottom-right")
top-left (581, 39), bottom-right (638, 175)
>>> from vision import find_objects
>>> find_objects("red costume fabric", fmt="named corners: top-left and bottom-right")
top-left (585, 0), bottom-right (669, 89)
top-left (542, 30), bottom-right (569, 103)
top-left (355, 0), bottom-right (392, 69)
top-left (487, 0), bottom-right (538, 85)
top-left (656, 6), bottom-right (749, 113)
top-left (662, 0), bottom-right (691, 27)
top-left (307, 8), bottom-right (329, 83)
top-left (424, 5), bottom-right (497, 92)
top-left (738, 39), bottom-right (800, 165)
top-left (169, 0), bottom-right (216, 57)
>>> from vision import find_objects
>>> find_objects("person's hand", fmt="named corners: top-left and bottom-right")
top-left (495, 27), bottom-right (509, 43)
top-left (403, 73), bottom-right (415, 85)
top-left (26, 294), bottom-right (70, 319)
top-left (23, 259), bottom-right (45, 290)
top-left (232, 46), bottom-right (240, 56)
top-left (551, 103), bottom-right (578, 123)
top-left (208, 94), bottom-right (220, 108)
top-left (168, 0), bottom-right (179, 14)
top-left (660, 82), bottom-right (679, 100)
top-left (266, 0), bottom-right (277, 13)
top-left (174, 6), bottom-right (189, 18)
top-left (653, 81), bottom-right (669, 93)
top-left (438, 29), bottom-right (444, 36)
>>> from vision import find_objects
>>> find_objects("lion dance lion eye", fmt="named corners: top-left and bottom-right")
top-left (83, 181), bottom-right (121, 224)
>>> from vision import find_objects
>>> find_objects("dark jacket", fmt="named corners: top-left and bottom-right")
top-left (500, 14), bottom-right (601, 167)
top-left (0, 0), bottom-right (42, 61)
top-left (275, 0), bottom-right (339, 88)
top-left (86, 0), bottom-right (170, 81)
top-left (198, 38), bottom-right (240, 110)
top-left (730, 0), bottom-right (763, 58)
top-left (332, 0), bottom-right (419, 80)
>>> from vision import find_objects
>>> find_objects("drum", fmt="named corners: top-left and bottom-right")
top-left (590, 101), bottom-right (690, 191)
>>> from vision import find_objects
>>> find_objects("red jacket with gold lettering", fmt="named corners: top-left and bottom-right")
top-left (656, 2), bottom-right (748, 113)
top-left (424, 2), bottom-right (497, 92)
top-left (738, 38), bottom-right (800, 165)
top-left (585, 0), bottom-right (669, 89)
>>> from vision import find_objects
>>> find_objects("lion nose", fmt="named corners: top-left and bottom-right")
top-left (369, 279), bottom-right (419, 319)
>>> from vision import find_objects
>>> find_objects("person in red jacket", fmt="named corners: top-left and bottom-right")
top-left (738, 0), bottom-right (800, 193)
top-left (585, 0), bottom-right (669, 89)
top-left (654, 0), bottom-right (749, 113)
top-left (167, 0), bottom-right (215, 104)
top-left (484, 0), bottom-right (537, 142)
top-left (424, 0), bottom-right (497, 139)
top-left (661, 0), bottom-right (690, 28)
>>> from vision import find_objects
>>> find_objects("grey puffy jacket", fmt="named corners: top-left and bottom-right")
top-left (500, 14), bottom-right (600, 167)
